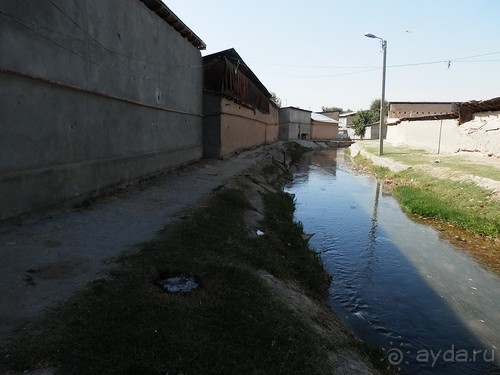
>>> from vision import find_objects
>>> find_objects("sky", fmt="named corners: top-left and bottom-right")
top-left (164, 0), bottom-right (500, 112)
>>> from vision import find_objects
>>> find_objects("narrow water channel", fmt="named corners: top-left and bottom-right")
top-left (285, 148), bottom-right (500, 374)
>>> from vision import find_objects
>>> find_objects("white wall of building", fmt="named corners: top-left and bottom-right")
top-left (386, 111), bottom-right (500, 156)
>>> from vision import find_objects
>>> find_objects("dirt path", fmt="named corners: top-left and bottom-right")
top-left (0, 145), bottom-right (279, 343)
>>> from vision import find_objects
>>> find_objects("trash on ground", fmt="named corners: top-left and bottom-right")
top-left (159, 276), bottom-right (199, 294)
top-left (301, 233), bottom-right (315, 241)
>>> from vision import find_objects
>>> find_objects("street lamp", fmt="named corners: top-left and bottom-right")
top-left (364, 32), bottom-right (387, 156)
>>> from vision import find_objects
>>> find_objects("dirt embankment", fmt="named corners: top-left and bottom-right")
top-left (0, 142), bottom-right (383, 374)
top-left (226, 145), bottom-right (382, 374)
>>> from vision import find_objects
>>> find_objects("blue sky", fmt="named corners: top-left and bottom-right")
top-left (165, 0), bottom-right (500, 112)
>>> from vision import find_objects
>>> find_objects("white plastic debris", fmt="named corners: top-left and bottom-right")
top-left (354, 312), bottom-right (365, 320)
top-left (256, 230), bottom-right (265, 236)
top-left (160, 276), bottom-right (199, 293)
top-left (301, 233), bottom-right (315, 241)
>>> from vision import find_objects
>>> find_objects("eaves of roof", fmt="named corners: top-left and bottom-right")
top-left (311, 112), bottom-right (339, 123)
top-left (203, 48), bottom-right (271, 97)
top-left (389, 101), bottom-right (456, 105)
top-left (458, 97), bottom-right (500, 113)
top-left (139, 0), bottom-right (206, 50)
top-left (387, 113), bottom-right (458, 126)
top-left (457, 97), bottom-right (500, 124)
top-left (279, 106), bottom-right (312, 113)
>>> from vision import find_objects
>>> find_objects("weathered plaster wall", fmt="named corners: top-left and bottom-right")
top-left (386, 119), bottom-right (460, 153)
top-left (0, 0), bottom-right (203, 220)
top-left (202, 93), bottom-right (222, 158)
top-left (456, 111), bottom-right (500, 156)
top-left (203, 94), bottom-right (278, 158)
top-left (386, 112), bottom-right (500, 156)
top-left (219, 98), bottom-right (278, 158)
top-left (310, 122), bottom-right (338, 140)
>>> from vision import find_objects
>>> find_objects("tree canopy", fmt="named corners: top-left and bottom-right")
top-left (369, 99), bottom-right (389, 117)
top-left (321, 106), bottom-right (353, 114)
top-left (352, 110), bottom-right (378, 138)
top-left (270, 92), bottom-right (282, 107)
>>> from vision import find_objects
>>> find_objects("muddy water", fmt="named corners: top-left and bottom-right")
top-left (286, 149), bottom-right (500, 374)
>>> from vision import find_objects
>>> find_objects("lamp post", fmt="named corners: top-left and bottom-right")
top-left (364, 32), bottom-right (387, 156)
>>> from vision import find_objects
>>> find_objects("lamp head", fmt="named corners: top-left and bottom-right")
top-left (364, 32), bottom-right (378, 39)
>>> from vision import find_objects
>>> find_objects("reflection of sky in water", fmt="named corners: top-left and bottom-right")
top-left (286, 149), bottom-right (500, 374)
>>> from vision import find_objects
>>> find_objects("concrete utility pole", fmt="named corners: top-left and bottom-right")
top-left (364, 32), bottom-right (387, 156)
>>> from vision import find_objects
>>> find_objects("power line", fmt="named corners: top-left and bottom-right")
top-left (0, 10), bottom-right (156, 81)
top-left (248, 61), bottom-right (375, 70)
top-left (46, 0), bottom-right (156, 89)
top-left (426, 0), bottom-right (499, 36)
top-left (247, 50), bottom-right (500, 72)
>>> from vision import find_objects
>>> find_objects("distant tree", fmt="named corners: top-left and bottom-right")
top-left (321, 106), bottom-right (353, 114)
top-left (352, 110), bottom-right (378, 138)
top-left (270, 92), bottom-right (282, 107)
top-left (369, 98), bottom-right (389, 117)
top-left (321, 106), bottom-right (342, 113)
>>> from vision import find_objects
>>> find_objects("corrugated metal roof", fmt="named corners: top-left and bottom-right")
top-left (339, 111), bottom-right (357, 117)
top-left (139, 0), bottom-right (206, 50)
top-left (311, 113), bottom-right (339, 123)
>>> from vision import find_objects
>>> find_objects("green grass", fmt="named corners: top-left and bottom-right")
top-left (353, 153), bottom-right (392, 178)
top-left (360, 141), bottom-right (500, 180)
top-left (384, 153), bottom-right (434, 165)
top-left (437, 156), bottom-right (500, 181)
top-left (351, 149), bottom-right (500, 273)
top-left (0, 187), bottom-right (335, 374)
top-left (364, 144), bottom-right (434, 165)
top-left (393, 170), bottom-right (500, 237)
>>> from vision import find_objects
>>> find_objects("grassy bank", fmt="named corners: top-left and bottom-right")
top-left (0, 145), bottom-right (382, 374)
top-left (392, 169), bottom-right (500, 237)
top-left (352, 152), bottom-right (500, 273)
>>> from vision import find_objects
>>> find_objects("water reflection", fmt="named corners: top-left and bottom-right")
top-left (364, 182), bottom-right (380, 283)
top-left (287, 149), bottom-right (500, 374)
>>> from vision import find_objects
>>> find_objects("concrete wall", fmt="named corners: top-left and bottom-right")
top-left (278, 107), bottom-right (312, 140)
top-left (203, 94), bottom-right (278, 158)
top-left (386, 119), bottom-right (459, 153)
top-left (339, 113), bottom-right (356, 129)
top-left (0, 0), bottom-right (204, 221)
top-left (310, 121), bottom-right (339, 140)
top-left (365, 123), bottom-right (387, 140)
